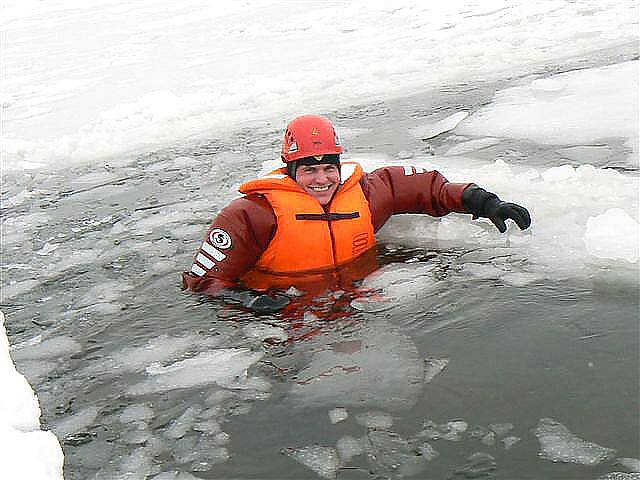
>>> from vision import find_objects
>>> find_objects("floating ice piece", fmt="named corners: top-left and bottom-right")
top-left (283, 445), bottom-right (340, 480)
top-left (500, 271), bottom-right (540, 287)
top-left (11, 336), bottom-right (81, 361)
top-left (417, 442), bottom-right (439, 461)
top-left (121, 429), bottom-right (151, 445)
top-left (350, 296), bottom-right (393, 313)
top-left (481, 431), bottom-right (496, 446)
top-left (455, 452), bottom-right (496, 478)
top-left (444, 137), bottom-right (500, 156)
top-left (288, 321), bottom-right (423, 411)
top-left (535, 417), bottom-right (615, 466)
top-left (410, 112), bottom-right (469, 140)
top-left (584, 208), bottom-right (639, 263)
top-left (355, 411), bottom-right (393, 430)
top-left (243, 323), bottom-right (288, 342)
top-left (120, 446), bottom-right (159, 477)
top-left (213, 432), bottom-right (230, 446)
top-left (424, 357), bottom-right (449, 383)
top-left (365, 430), bottom-right (426, 477)
top-left (448, 421), bottom-right (469, 433)
top-left (329, 407), bottom-right (348, 424)
top-left (53, 406), bottom-right (99, 438)
top-left (489, 423), bottom-right (514, 437)
top-left (128, 348), bottom-right (263, 395)
top-left (119, 404), bottom-right (154, 423)
top-left (420, 419), bottom-right (467, 442)
top-left (164, 406), bottom-right (202, 440)
top-left (501, 436), bottom-right (521, 450)
top-left (617, 458), bottom-right (640, 473)
top-left (36, 242), bottom-right (59, 256)
top-left (336, 435), bottom-right (363, 463)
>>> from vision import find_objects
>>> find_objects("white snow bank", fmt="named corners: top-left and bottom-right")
top-left (0, 311), bottom-right (64, 480)
top-left (3, 0), bottom-right (637, 170)
top-left (457, 61), bottom-right (639, 165)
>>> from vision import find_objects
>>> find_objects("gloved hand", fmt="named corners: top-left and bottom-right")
top-left (462, 186), bottom-right (531, 233)
top-left (221, 289), bottom-right (291, 314)
top-left (247, 293), bottom-right (291, 314)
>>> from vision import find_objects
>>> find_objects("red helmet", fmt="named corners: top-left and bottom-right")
top-left (281, 114), bottom-right (344, 163)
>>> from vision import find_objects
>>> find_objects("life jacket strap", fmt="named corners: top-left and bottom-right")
top-left (295, 212), bottom-right (360, 221)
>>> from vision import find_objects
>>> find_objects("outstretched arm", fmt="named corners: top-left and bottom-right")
top-left (361, 165), bottom-right (472, 231)
top-left (361, 165), bottom-right (530, 233)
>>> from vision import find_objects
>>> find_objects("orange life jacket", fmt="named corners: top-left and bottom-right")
top-left (239, 162), bottom-right (377, 290)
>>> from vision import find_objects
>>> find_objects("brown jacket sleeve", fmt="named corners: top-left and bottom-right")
top-left (360, 166), bottom-right (473, 232)
top-left (181, 194), bottom-right (276, 295)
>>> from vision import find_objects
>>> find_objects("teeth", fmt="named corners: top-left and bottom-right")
top-left (310, 185), bottom-right (330, 191)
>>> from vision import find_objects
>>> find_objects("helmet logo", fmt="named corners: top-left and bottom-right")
top-left (311, 127), bottom-right (320, 136)
top-left (288, 141), bottom-right (298, 153)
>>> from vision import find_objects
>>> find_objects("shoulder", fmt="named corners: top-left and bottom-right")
top-left (219, 194), bottom-right (275, 220)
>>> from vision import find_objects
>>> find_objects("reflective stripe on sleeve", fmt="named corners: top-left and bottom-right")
top-left (190, 264), bottom-right (206, 277)
top-left (201, 241), bottom-right (226, 261)
top-left (196, 252), bottom-right (215, 269)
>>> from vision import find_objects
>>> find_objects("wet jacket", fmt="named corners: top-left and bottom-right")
top-left (238, 163), bottom-right (376, 290)
top-left (182, 162), bottom-right (472, 293)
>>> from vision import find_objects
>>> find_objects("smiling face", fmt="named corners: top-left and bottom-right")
top-left (295, 163), bottom-right (341, 206)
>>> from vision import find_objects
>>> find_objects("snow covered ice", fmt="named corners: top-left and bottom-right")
top-left (0, 312), bottom-right (63, 479)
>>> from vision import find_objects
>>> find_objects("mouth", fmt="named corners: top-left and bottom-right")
top-left (308, 185), bottom-right (332, 192)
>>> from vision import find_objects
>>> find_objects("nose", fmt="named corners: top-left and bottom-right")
top-left (314, 169), bottom-right (330, 183)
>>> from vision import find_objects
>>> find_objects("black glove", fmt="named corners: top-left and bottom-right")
top-left (220, 289), bottom-right (291, 314)
top-left (462, 186), bottom-right (531, 233)
top-left (247, 293), bottom-right (291, 314)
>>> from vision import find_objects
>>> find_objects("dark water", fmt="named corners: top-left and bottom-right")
top-left (1, 50), bottom-right (639, 480)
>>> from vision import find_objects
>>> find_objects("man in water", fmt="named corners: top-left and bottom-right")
top-left (182, 114), bottom-right (530, 311)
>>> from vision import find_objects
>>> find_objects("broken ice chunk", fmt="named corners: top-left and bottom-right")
top-left (489, 423), bottom-right (514, 437)
top-left (283, 445), bottom-right (340, 480)
top-left (454, 452), bottom-right (496, 478)
top-left (329, 407), bottom-right (348, 424)
top-left (501, 436), bottom-right (521, 450)
top-left (535, 417), bottom-right (615, 466)
top-left (424, 357), bottom-right (449, 383)
top-left (417, 442), bottom-right (439, 461)
top-left (119, 404), bottom-right (154, 423)
top-left (365, 430), bottom-right (426, 478)
top-left (53, 406), bottom-right (99, 438)
top-left (164, 406), bottom-right (202, 440)
top-left (448, 421), bottom-right (469, 433)
top-left (336, 435), bottom-right (363, 463)
top-left (355, 411), bottom-right (393, 430)
top-left (481, 432), bottom-right (496, 446)
top-left (597, 474), bottom-right (640, 480)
